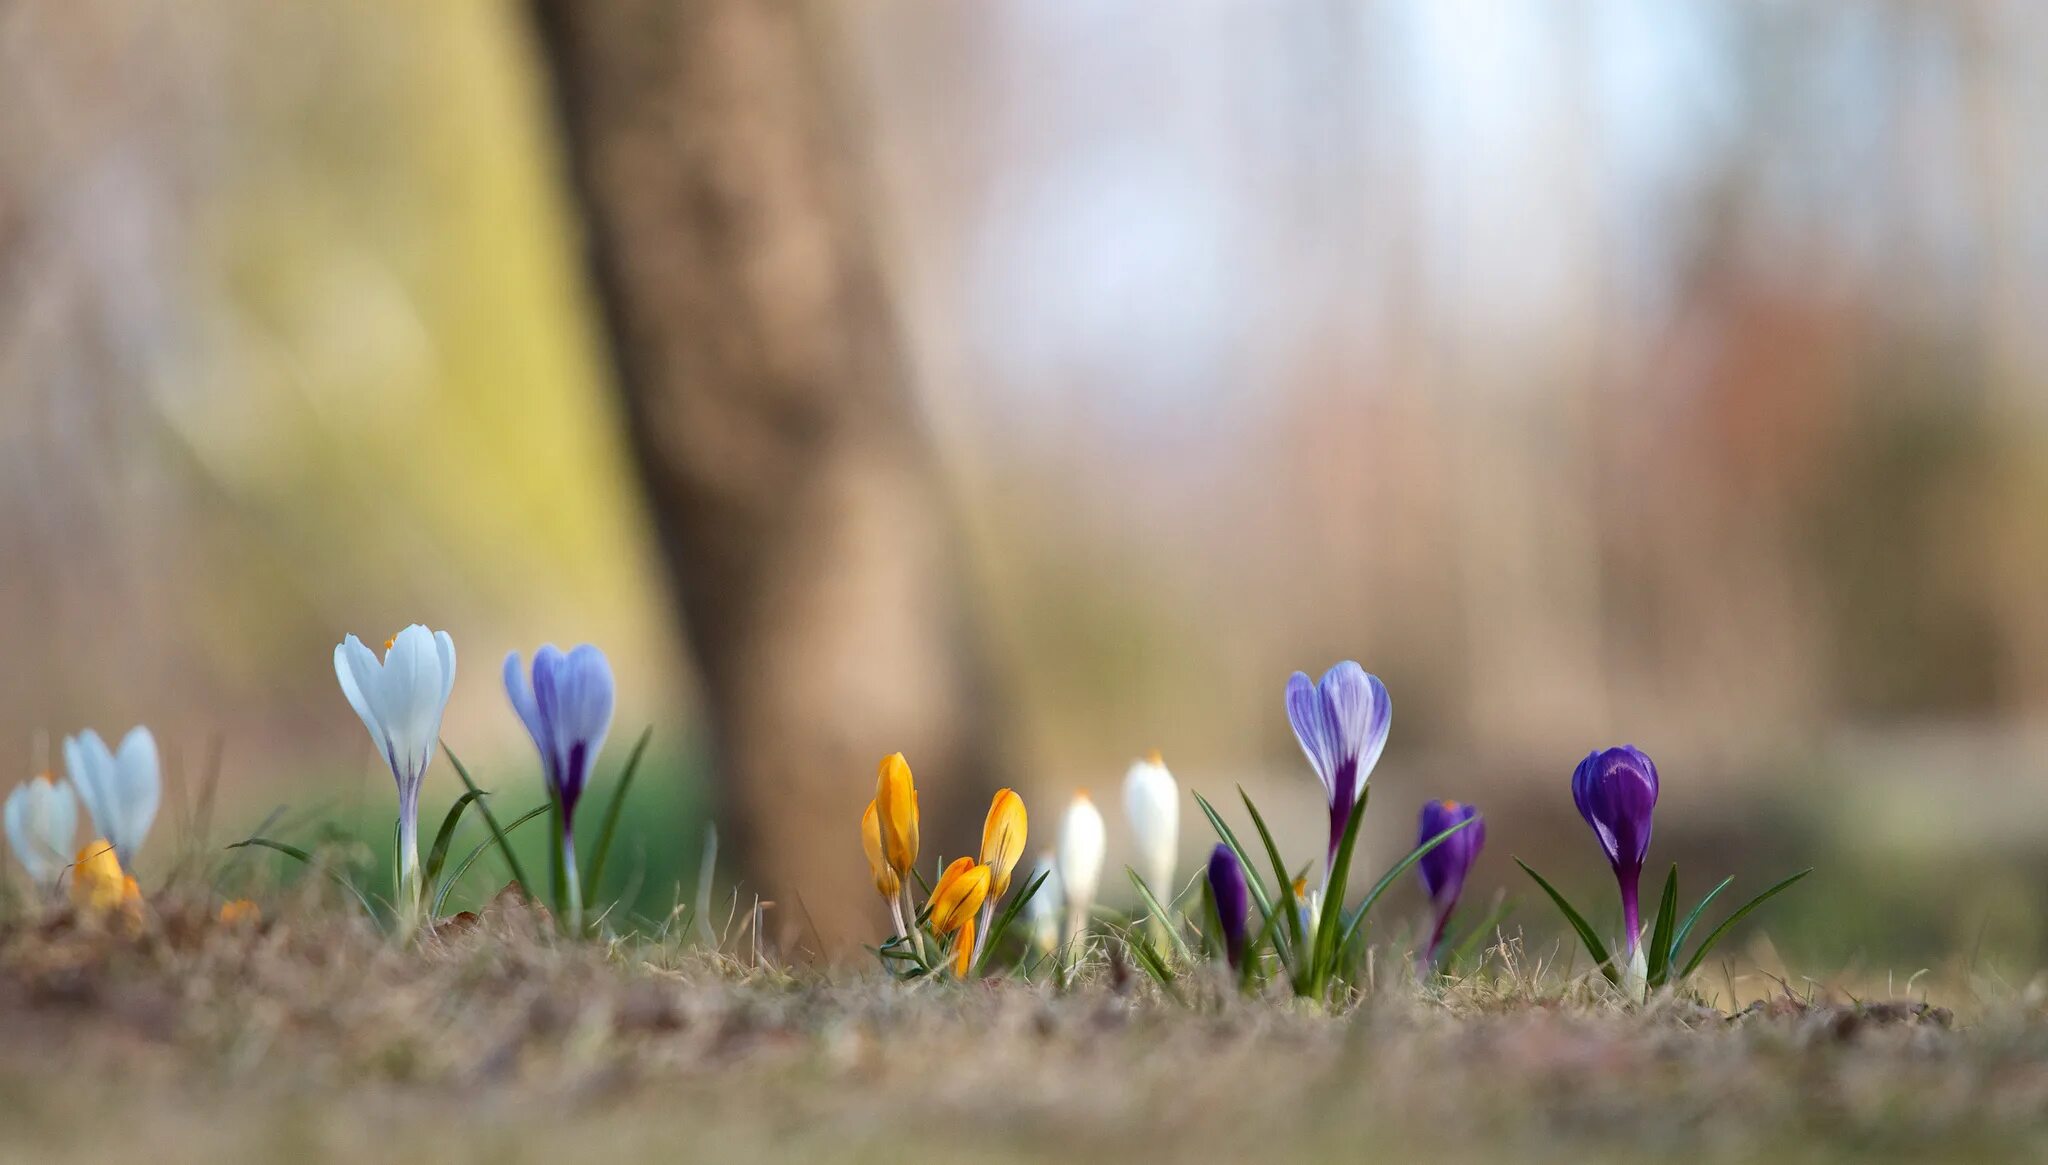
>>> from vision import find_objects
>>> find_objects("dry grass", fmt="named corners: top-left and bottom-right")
top-left (0, 883), bottom-right (2039, 1165)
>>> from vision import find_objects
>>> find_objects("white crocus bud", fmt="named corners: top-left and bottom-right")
top-left (1122, 750), bottom-right (1179, 901)
top-left (1623, 940), bottom-right (1650, 1003)
top-left (1056, 791), bottom-right (1106, 954)
top-left (1022, 851), bottom-right (1061, 956)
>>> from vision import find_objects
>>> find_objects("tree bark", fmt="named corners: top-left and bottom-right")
top-left (528, 0), bottom-right (1004, 955)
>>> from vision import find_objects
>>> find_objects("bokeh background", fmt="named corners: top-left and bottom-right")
top-left (4, 1), bottom-right (2047, 975)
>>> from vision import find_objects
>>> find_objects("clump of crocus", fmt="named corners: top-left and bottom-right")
top-left (70, 839), bottom-right (142, 932)
top-left (1520, 744), bottom-right (1811, 1000)
top-left (1415, 799), bottom-right (1485, 971)
top-left (1056, 791), bottom-right (1106, 960)
top-left (505, 644), bottom-right (616, 934)
top-left (1123, 749), bottom-right (1179, 944)
top-left (335, 625), bottom-right (456, 918)
top-left (1285, 662), bottom-right (1391, 881)
top-left (65, 727), bottom-right (160, 870)
top-left (1206, 843), bottom-right (1249, 971)
top-left (1572, 746), bottom-right (1658, 969)
top-left (5, 773), bottom-right (78, 888)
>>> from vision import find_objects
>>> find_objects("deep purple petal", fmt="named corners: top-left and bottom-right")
top-left (1206, 844), bottom-right (1250, 969)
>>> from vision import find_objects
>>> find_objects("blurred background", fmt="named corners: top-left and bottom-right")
top-left (3, 1), bottom-right (2047, 975)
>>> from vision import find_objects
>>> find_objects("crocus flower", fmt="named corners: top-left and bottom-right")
top-left (70, 839), bottom-right (142, 932)
top-left (1285, 662), bottom-right (1392, 873)
top-left (1056, 791), bottom-right (1106, 951)
top-left (873, 753), bottom-right (919, 880)
top-left (928, 857), bottom-right (991, 935)
top-left (505, 643), bottom-right (616, 929)
top-left (980, 788), bottom-right (1028, 898)
top-left (1415, 799), bottom-right (1485, 969)
top-left (1206, 843), bottom-right (1250, 970)
top-left (862, 801), bottom-right (901, 899)
top-left (335, 625), bottom-right (456, 902)
top-left (1123, 750), bottom-right (1179, 901)
top-left (64, 727), bottom-right (160, 869)
top-left (953, 918), bottom-right (977, 978)
top-left (5, 774), bottom-right (79, 887)
top-left (1572, 745), bottom-right (1659, 959)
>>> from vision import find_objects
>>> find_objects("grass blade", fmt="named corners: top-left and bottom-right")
top-left (1514, 858), bottom-right (1619, 985)
top-left (1334, 808), bottom-right (1476, 957)
top-left (1237, 787), bottom-right (1303, 963)
top-left (442, 745), bottom-right (538, 899)
top-left (1645, 864), bottom-right (1679, 988)
top-left (1125, 866), bottom-right (1194, 963)
top-left (582, 726), bottom-right (652, 910)
top-left (422, 790), bottom-right (485, 888)
top-left (1191, 791), bottom-right (1275, 919)
top-left (1678, 868), bottom-right (1813, 978)
top-left (227, 837), bottom-right (378, 918)
top-left (1123, 927), bottom-right (1186, 1006)
top-left (428, 803), bottom-right (549, 917)
top-left (1668, 874), bottom-right (1734, 966)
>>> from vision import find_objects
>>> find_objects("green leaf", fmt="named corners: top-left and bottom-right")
top-left (227, 837), bottom-right (378, 918)
top-left (1310, 785), bottom-right (1371, 999)
top-left (974, 869), bottom-right (1051, 976)
top-left (1240, 894), bottom-right (1286, 992)
top-left (1123, 927), bottom-right (1186, 1007)
top-left (422, 790), bottom-right (485, 889)
top-left (1333, 807), bottom-right (1478, 961)
top-left (1645, 864), bottom-right (1679, 989)
top-left (1668, 874), bottom-right (1733, 966)
top-left (443, 745), bottom-right (538, 899)
top-left (1125, 866), bottom-right (1194, 964)
top-left (1514, 858), bottom-right (1620, 985)
top-left (428, 803), bottom-right (550, 917)
top-left (582, 726), bottom-right (653, 910)
top-left (1237, 787), bottom-right (1303, 965)
top-left (1678, 868), bottom-right (1812, 978)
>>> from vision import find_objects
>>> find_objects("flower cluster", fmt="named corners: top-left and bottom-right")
top-left (4, 729), bottom-right (162, 925)
top-left (862, 753), bottom-right (1032, 977)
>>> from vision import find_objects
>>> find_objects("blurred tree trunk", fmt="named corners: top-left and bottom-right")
top-left (529, 0), bottom-right (1004, 955)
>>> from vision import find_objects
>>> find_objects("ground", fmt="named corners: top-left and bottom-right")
top-left (0, 891), bottom-right (2038, 1165)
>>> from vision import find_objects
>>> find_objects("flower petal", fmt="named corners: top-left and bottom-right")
top-left (112, 727), bottom-right (160, 859)
top-left (335, 636), bottom-right (387, 746)
top-left (1285, 671), bottom-right (1333, 792)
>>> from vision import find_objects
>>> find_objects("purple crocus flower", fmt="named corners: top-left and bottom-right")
top-left (505, 645), bottom-right (616, 924)
top-left (1415, 799), bottom-right (1485, 968)
top-left (1285, 662), bottom-right (1392, 872)
top-left (1571, 745), bottom-right (1659, 955)
top-left (1207, 843), bottom-right (1250, 970)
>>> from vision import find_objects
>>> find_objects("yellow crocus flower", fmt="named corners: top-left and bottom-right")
top-left (70, 839), bottom-right (142, 930)
top-left (218, 899), bottom-right (262, 926)
top-left (928, 857), bottom-right (990, 935)
top-left (979, 788), bottom-right (1028, 898)
top-left (953, 916), bottom-right (977, 978)
top-left (861, 800), bottom-right (901, 898)
top-left (873, 753), bottom-right (919, 877)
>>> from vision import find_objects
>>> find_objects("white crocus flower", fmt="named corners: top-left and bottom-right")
top-left (64, 727), bottom-right (160, 869)
top-left (5, 774), bottom-right (79, 886)
top-left (1022, 851), bottom-right (1061, 956)
top-left (1122, 750), bottom-right (1179, 903)
top-left (335, 625), bottom-right (457, 905)
top-left (1056, 791), bottom-right (1106, 959)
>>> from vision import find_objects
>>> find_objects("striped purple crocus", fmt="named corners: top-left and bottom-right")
top-left (1571, 746), bottom-right (1659, 958)
top-left (505, 644), bottom-right (616, 928)
top-left (1415, 799), bottom-right (1485, 969)
top-left (1207, 843), bottom-right (1250, 970)
top-left (1285, 661), bottom-right (1392, 876)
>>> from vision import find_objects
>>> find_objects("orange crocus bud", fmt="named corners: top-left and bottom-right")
top-left (928, 857), bottom-right (990, 935)
top-left (218, 899), bottom-right (262, 926)
top-left (873, 753), bottom-right (919, 876)
top-left (953, 915), bottom-right (977, 979)
top-left (979, 788), bottom-right (1028, 898)
top-left (70, 839), bottom-right (142, 931)
top-left (861, 800), bottom-right (901, 899)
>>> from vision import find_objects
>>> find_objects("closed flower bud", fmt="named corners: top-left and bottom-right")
top-left (1206, 844), bottom-right (1250, 970)
top-left (70, 839), bottom-right (142, 931)
top-left (953, 916), bottom-right (977, 978)
top-left (928, 857), bottom-right (991, 934)
top-left (1056, 791), bottom-right (1106, 946)
top-left (979, 788), bottom-right (1028, 898)
top-left (218, 899), bottom-right (262, 927)
top-left (1571, 746), bottom-right (1659, 956)
top-left (862, 800), bottom-right (901, 899)
top-left (1123, 751), bottom-right (1179, 900)
top-left (1415, 799), bottom-right (1485, 969)
top-left (873, 753), bottom-right (920, 877)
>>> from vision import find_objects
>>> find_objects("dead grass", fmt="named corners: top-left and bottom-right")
top-left (0, 884), bottom-right (2040, 1165)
